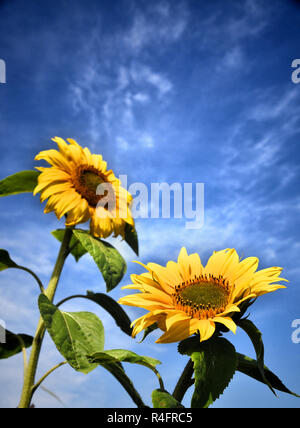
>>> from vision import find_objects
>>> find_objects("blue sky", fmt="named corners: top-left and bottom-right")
top-left (0, 0), bottom-right (300, 408)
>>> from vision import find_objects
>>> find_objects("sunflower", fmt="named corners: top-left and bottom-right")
top-left (119, 248), bottom-right (287, 343)
top-left (34, 137), bottom-right (134, 238)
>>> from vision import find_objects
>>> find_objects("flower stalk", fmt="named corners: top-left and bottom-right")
top-left (172, 359), bottom-right (194, 403)
top-left (18, 228), bottom-right (73, 408)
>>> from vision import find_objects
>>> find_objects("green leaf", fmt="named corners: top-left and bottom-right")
top-left (102, 362), bottom-right (146, 408)
top-left (124, 223), bottom-right (139, 256)
top-left (85, 291), bottom-right (132, 336)
top-left (52, 229), bottom-right (87, 262)
top-left (89, 349), bottom-right (161, 372)
top-left (0, 249), bottom-right (19, 271)
top-left (38, 294), bottom-right (105, 374)
top-left (0, 330), bottom-right (33, 359)
top-left (238, 318), bottom-right (275, 395)
top-left (180, 336), bottom-right (237, 408)
top-left (0, 170), bottom-right (40, 197)
top-left (177, 335), bottom-right (200, 356)
top-left (73, 229), bottom-right (127, 292)
top-left (152, 389), bottom-right (184, 408)
top-left (89, 349), bottom-right (160, 407)
top-left (236, 353), bottom-right (300, 398)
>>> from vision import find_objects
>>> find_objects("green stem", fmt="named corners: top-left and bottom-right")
top-left (172, 358), bottom-right (194, 403)
top-left (18, 228), bottom-right (73, 408)
top-left (152, 368), bottom-right (165, 391)
top-left (31, 362), bottom-right (67, 398)
top-left (17, 266), bottom-right (45, 293)
top-left (56, 294), bottom-right (87, 308)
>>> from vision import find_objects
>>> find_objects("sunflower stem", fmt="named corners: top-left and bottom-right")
top-left (31, 361), bottom-right (67, 398)
top-left (55, 294), bottom-right (87, 308)
top-left (172, 358), bottom-right (194, 403)
top-left (18, 228), bottom-right (73, 408)
top-left (152, 368), bottom-right (165, 391)
top-left (17, 266), bottom-right (45, 293)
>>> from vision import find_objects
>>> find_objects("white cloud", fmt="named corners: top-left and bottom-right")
top-left (140, 133), bottom-right (155, 149)
top-left (116, 136), bottom-right (130, 151)
top-left (221, 46), bottom-right (245, 70)
top-left (132, 92), bottom-right (150, 104)
top-left (249, 87), bottom-right (300, 122)
top-left (124, 2), bottom-right (188, 53)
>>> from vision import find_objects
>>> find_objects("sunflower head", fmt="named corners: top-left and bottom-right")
top-left (34, 137), bottom-right (134, 239)
top-left (118, 248), bottom-right (287, 344)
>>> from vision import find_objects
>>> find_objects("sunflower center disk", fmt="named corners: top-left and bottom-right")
top-left (73, 167), bottom-right (111, 208)
top-left (173, 276), bottom-right (231, 319)
top-left (81, 171), bottom-right (106, 193)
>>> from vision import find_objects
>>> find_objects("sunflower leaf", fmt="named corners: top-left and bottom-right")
top-left (0, 330), bottom-right (33, 359)
top-left (0, 249), bottom-right (19, 271)
top-left (73, 229), bottom-right (127, 292)
top-left (101, 361), bottom-right (146, 408)
top-left (0, 170), bottom-right (40, 197)
top-left (152, 389), bottom-right (184, 408)
top-left (236, 353), bottom-right (300, 398)
top-left (88, 349), bottom-right (161, 371)
top-left (86, 291), bottom-right (132, 336)
top-left (177, 335), bottom-right (201, 356)
top-left (38, 294), bottom-right (105, 374)
top-left (52, 229), bottom-right (88, 262)
top-left (124, 223), bottom-right (139, 256)
top-left (237, 318), bottom-right (276, 395)
top-left (181, 337), bottom-right (237, 408)
top-left (89, 349), bottom-right (159, 408)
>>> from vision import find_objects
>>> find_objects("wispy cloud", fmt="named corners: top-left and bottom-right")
top-left (124, 1), bottom-right (188, 53)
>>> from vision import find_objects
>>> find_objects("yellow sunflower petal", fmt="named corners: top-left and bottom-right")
top-left (156, 318), bottom-right (199, 344)
top-left (33, 172), bottom-right (70, 195)
top-left (165, 311), bottom-right (191, 330)
top-left (147, 263), bottom-right (179, 293)
top-left (197, 319), bottom-right (216, 342)
top-left (205, 248), bottom-right (239, 278)
top-left (35, 149), bottom-right (72, 172)
top-left (39, 182), bottom-right (73, 202)
top-left (188, 253), bottom-right (203, 277)
top-left (177, 247), bottom-right (191, 281)
top-left (212, 316), bottom-right (237, 334)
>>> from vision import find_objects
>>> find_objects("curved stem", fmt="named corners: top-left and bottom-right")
top-left (31, 362), bottom-right (67, 397)
top-left (152, 368), bottom-right (165, 391)
top-left (18, 228), bottom-right (73, 408)
top-left (56, 294), bottom-right (87, 308)
top-left (17, 266), bottom-right (45, 293)
top-left (172, 358), bottom-right (194, 403)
